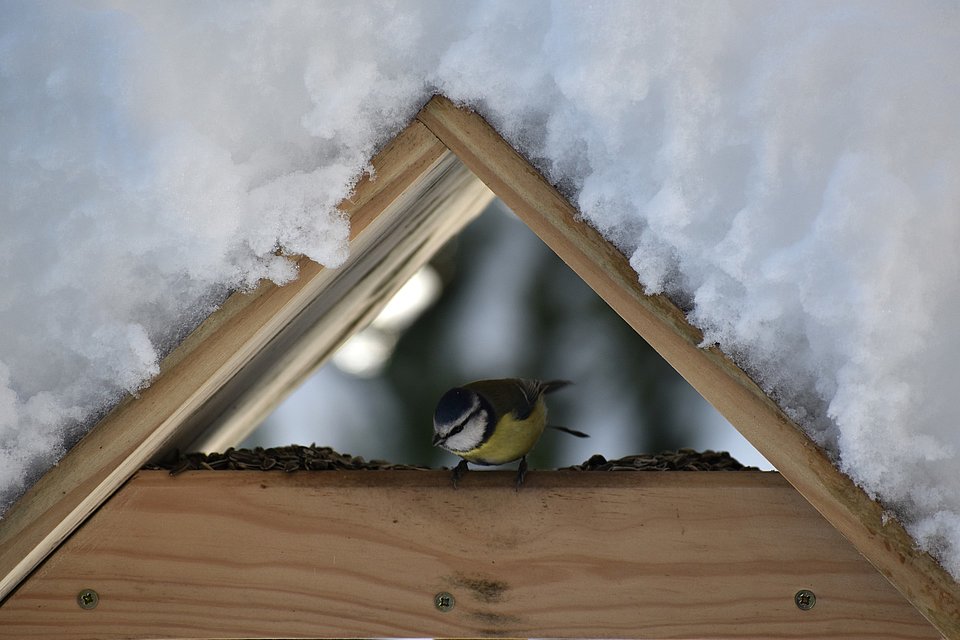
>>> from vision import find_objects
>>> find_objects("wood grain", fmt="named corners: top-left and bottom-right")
top-left (0, 120), bottom-right (474, 603)
top-left (0, 470), bottom-right (939, 640)
top-left (416, 95), bottom-right (957, 639)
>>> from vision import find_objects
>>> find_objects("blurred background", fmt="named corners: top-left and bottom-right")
top-left (241, 200), bottom-right (773, 471)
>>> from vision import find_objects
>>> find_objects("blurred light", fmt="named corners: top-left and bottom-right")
top-left (332, 329), bottom-right (396, 377)
top-left (332, 265), bottom-right (442, 377)
top-left (373, 266), bottom-right (442, 331)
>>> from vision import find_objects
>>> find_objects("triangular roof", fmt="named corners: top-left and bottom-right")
top-left (0, 96), bottom-right (957, 637)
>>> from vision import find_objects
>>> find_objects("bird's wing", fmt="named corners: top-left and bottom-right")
top-left (466, 379), bottom-right (539, 421)
top-left (465, 378), bottom-right (572, 422)
top-left (516, 379), bottom-right (573, 418)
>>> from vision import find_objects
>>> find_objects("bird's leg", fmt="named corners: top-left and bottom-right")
top-left (451, 459), bottom-right (469, 489)
top-left (514, 456), bottom-right (529, 491)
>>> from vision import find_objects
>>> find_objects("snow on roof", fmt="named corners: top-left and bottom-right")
top-left (2, 1), bottom-right (959, 578)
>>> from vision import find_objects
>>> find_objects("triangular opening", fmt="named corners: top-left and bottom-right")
top-left (241, 199), bottom-right (773, 472)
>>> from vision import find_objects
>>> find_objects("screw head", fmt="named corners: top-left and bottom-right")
top-left (434, 591), bottom-right (455, 612)
top-left (77, 588), bottom-right (99, 610)
top-left (794, 589), bottom-right (816, 611)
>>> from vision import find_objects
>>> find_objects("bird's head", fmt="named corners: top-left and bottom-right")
top-left (432, 386), bottom-right (491, 454)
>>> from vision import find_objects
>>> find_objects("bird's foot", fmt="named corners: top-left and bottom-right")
top-left (514, 456), bottom-right (528, 491)
top-left (451, 459), bottom-right (469, 489)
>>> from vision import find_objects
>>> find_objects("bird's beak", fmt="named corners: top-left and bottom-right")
top-left (432, 433), bottom-right (443, 447)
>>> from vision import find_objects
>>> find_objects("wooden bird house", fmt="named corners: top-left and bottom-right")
top-left (0, 96), bottom-right (957, 639)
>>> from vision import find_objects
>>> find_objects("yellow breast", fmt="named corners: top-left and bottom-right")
top-left (460, 398), bottom-right (547, 465)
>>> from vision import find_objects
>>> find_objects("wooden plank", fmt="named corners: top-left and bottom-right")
top-left (0, 120), bottom-right (481, 603)
top-left (0, 470), bottom-right (939, 640)
top-left (416, 95), bottom-right (958, 639)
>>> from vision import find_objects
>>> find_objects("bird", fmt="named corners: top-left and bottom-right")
top-left (432, 378), bottom-right (588, 489)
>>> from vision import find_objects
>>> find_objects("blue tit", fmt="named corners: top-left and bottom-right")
top-left (432, 378), bottom-right (588, 488)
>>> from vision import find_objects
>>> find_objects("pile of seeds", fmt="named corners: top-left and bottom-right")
top-left (560, 449), bottom-right (755, 471)
top-left (145, 444), bottom-right (431, 475)
top-left (146, 444), bottom-right (753, 474)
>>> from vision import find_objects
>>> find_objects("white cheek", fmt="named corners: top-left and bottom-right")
top-left (442, 411), bottom-right (488, 453)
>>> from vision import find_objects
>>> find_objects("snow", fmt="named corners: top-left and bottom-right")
top-left (2, 1), bottom-right (959, 576)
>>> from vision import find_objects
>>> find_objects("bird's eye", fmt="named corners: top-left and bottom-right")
top-left (447, 424), bottom-right (464, 438)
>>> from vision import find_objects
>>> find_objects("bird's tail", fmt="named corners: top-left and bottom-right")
top-left (541, 379), bottom-right (572, 395)
top-left (549, 425), bottom-right (589, 438)
top-left (538, 380), bottom-right (588, 438)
